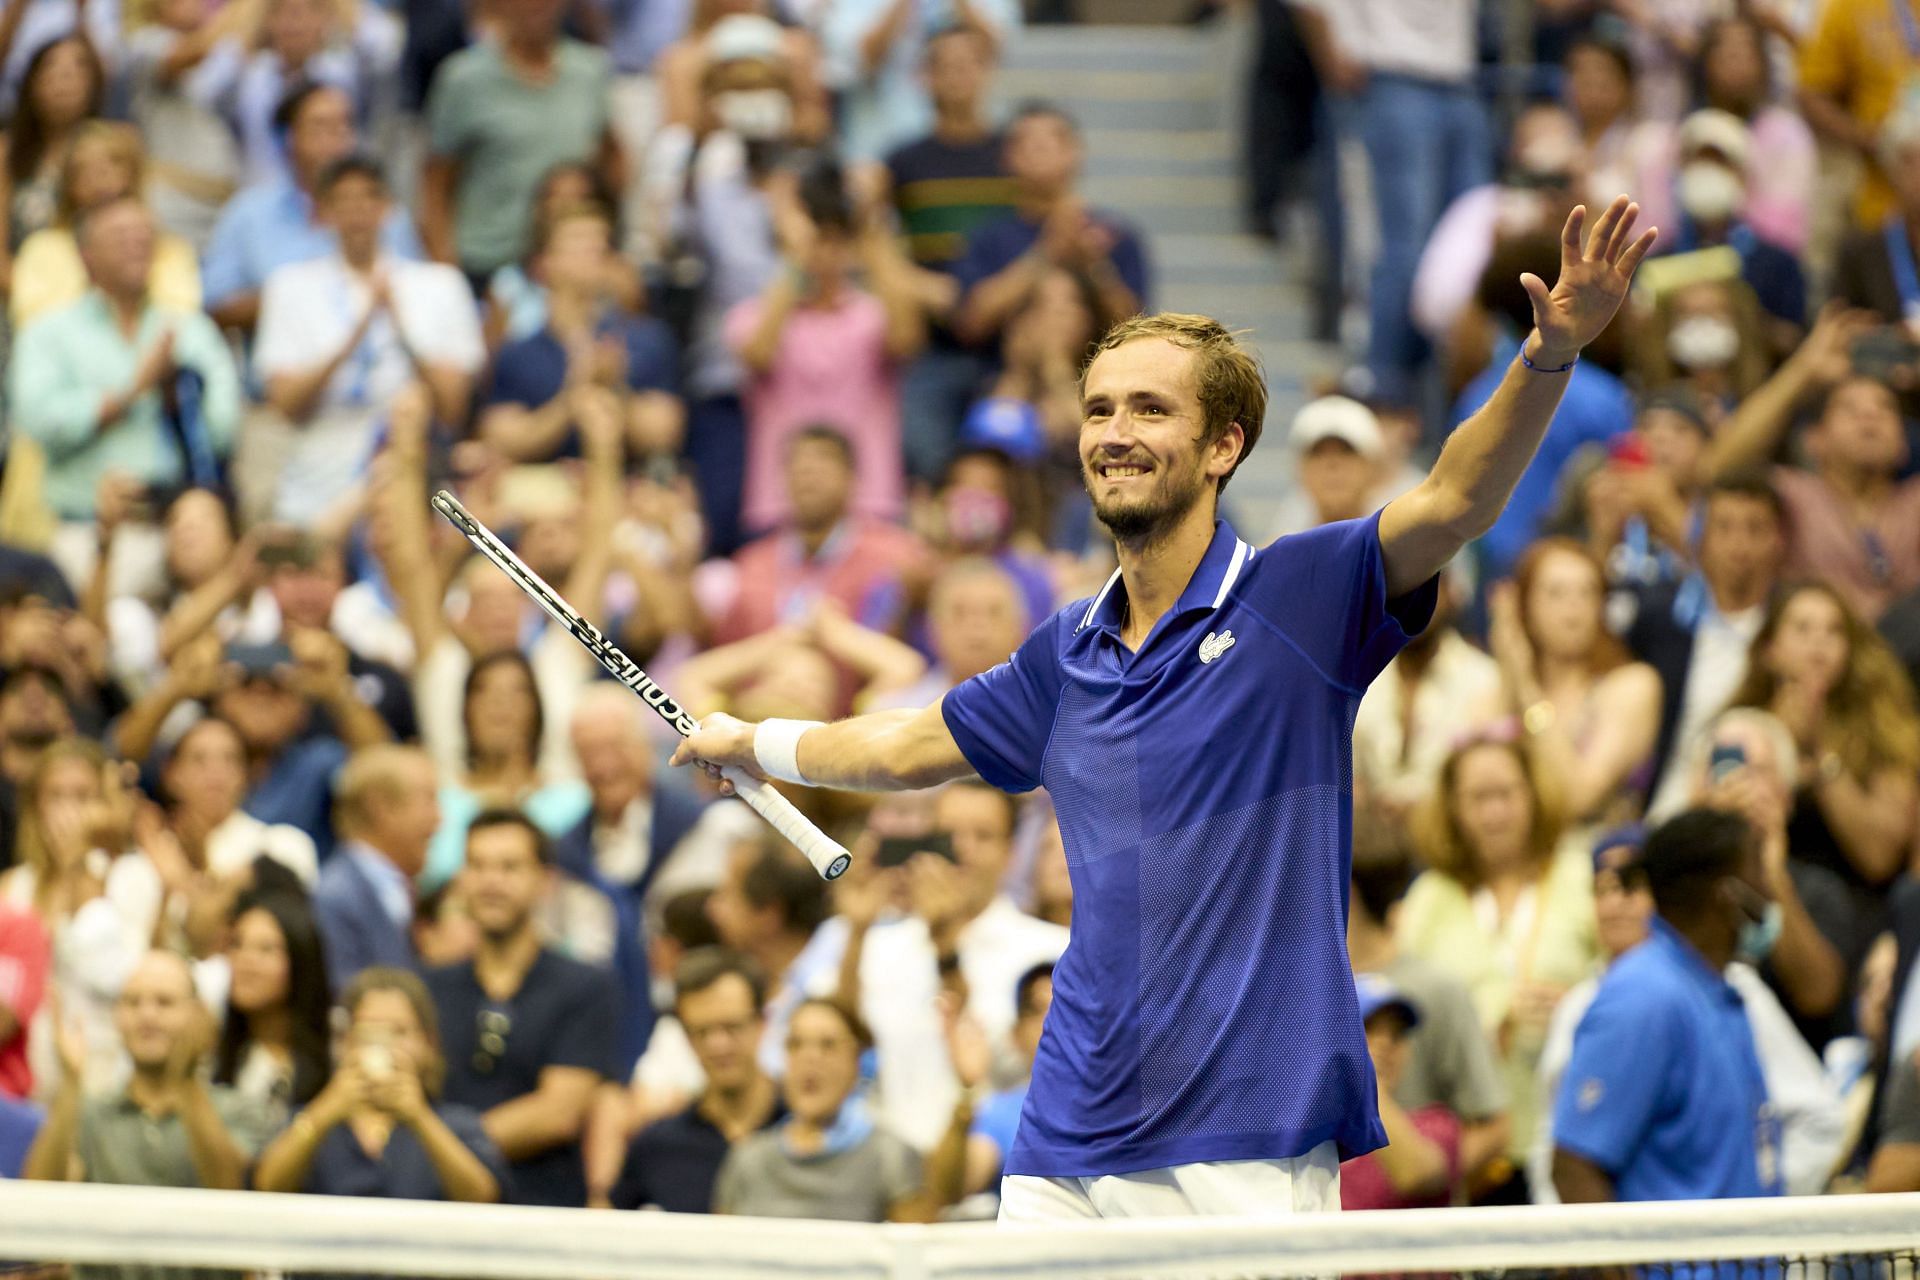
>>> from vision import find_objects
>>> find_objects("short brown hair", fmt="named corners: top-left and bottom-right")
top-left (674, 946), bottom-right (766, 1012)
top-left (1084, 313), bottom-right (1267, 494)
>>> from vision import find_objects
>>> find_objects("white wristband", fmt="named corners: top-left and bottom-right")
top-left (753, 718), bottom-right (822, 786)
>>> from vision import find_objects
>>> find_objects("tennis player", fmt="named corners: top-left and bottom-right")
top-left (673, 197), bottom-right (1656, 1219)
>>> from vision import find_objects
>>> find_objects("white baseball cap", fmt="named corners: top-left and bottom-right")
top-left (1679, 109), bottom-right (1752, 171)
top-left (1290, 395), bottom-right (1384, 459)
top-left (707, 14), bottom-right (785, 65)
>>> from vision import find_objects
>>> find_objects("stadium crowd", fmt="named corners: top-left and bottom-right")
top-left (0, 0), bottom-right (1914, 1252)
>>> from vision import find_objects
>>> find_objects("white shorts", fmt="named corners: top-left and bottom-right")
top-left (998, 1142), bottom-right (1342, 1221)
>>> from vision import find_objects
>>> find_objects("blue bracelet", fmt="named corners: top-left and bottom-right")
top-left (1519, 343), bottom-right (1577, 374)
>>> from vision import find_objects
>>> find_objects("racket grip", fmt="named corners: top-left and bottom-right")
top-left (723, 769), bottom-right (853, 880)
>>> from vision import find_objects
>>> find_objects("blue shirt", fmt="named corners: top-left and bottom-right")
top-left (951, 209), bottom-right (1152, 328)
top-left (480, 314), bottom-right (680, 460)
top-left (942, 514), bottom-right (1437, 1177)
top-left (1554, 918), bottom-right (1784, 1202)
top-left (302, 1101), bottom-right (511, 1202)
top-left (201, 178), bottom-right (424, 309)
top-left (243, 736), bottom-right (350, 859)
top-left (972, 1084), bottom-right (1026, 1165)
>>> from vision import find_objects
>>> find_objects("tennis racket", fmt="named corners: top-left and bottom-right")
top-left (431, 490), bottom-right (853, 880)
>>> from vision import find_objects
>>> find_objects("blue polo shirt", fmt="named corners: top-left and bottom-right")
top-left (942, 513), bottom-right (1436, 1177)
top-left (201, 178), bottom-right (425, 309)
top-left (1554, 918), bottom-right (1783, 1202)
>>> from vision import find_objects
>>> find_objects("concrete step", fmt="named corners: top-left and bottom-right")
top-left (1001, 26), bottom-right (1230, 71)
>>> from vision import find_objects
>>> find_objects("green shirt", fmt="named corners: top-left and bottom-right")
top-left (9, 292), bottom-right (241, 520)
top-left (426, 39), bottom-right (612, 275)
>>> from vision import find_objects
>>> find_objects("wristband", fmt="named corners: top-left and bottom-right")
top-left (1518, 340), bottom-right (1577, 374)
top-left (753, 718), bottom-right (823, 786)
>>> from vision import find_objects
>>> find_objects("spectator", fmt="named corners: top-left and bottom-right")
top-left (0, 663), bottom-right (77, 866)
top-left (1729, 582), bottom-right (1920, 912)
top-left (697, 841), bottom-right (836, 1083)
top-left (477, 203), bottom-right (681, 466)
top-left (1574, 389), bottom-right (1714, 592)
top-left (0, 585), bottom-right (118, 740)
top-left (654, 6), bottom-right (829, 146)
top-left (11, 121), bottom-right (203, 332)
top-left (1562, 35), bottom-right (1666, 231)
top-left (609, 948), bottom-right (782, 1213)
top-left (200, 81), bottom-right (422, 334)
top-left (0, 35), bottom-right (104, 287)
top-left (2, 739), bottom-right (162, 1096)
top-left (873, 557), bottom-right (1030, 709)
top-left (1689, 16), bottom-right (1816, 255)
top-left (714, 996), bottom-right (936, 1221)
top-left (1347, 831), bottom-right (1510, 1189)
top-left (421, 0), bottom-right (618, 284)
top-left (839, 781), bottom-right (1066, 1151)
top-left (728, 162), bottom-right (925, 536)
top-left (481, 160), bottom-right (643, 347)
top-left (0, 7), bottom-right (118, 114)
top-left (1634, 275), bottom-right (1771, 425)
top-left (1629, 471), bottom-right (1785, 820)
top-left (429, 810), bottom-right (620, 1207)
top-left (1487, 539), bottom-right (1661, 824)
top-left (882, 25), bottom-right (1020, 478)
top-left (98, 486), bottom-right (257, 685)
top-left (1551, 810), bottom-right (1784, 1202)
top-left (122, 0), bottom-right (252, 251)
top-left (0, 897), bottom-right (48, 1099)
top-left (10, 198), bottom-right (241, 587)
top-left (951, 103), bottom-right (1147, 351)
top-left (226, 0), bottom-right (401, 188)
top-left (253, 155), bottom-right (483, 527)
top-left (254, 966), bottom-right (507, 1203)
top-left (1835, 106), bottom-right (1920, 327)
top-left (314, 744), bottom-right (439, 992)
top-left (1280, 394), bottom-right (1387, 535)
top-left (24, 950), bottom-right (274, 1222)
top-left (211, 890), bottom-right (331, 1112)
top-left (1707, 307), bottom-right (1920, 621)
top-left (963, 265), bottom-right (1096, 511)
top-left (1798, 0), bottom-right (1920, 230)
top-left (931, 961), bottom-right (1050, 1201)
top-left (825, 0), bottom-right (1018, 164)
top-left (1340, 975), bottom-right (1461, 1210)
top-left (1400, 735), bottom-right (1599, 1191)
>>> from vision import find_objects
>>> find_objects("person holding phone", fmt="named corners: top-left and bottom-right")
top-left (254, 966), bottom-right (507, 1204)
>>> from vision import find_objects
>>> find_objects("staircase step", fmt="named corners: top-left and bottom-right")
top-left (996, 67), bottom-right (1223, 101)
top-left (1081, 129), bottom-right (1234, 164)
top-left (1002, 27), bottom-right (1229, 71)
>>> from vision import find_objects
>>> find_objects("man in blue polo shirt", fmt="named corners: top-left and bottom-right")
top-left (1552, 808), bottom-right (1785, 1204)
top-left (676, 197), bottom-right (1656, 1218)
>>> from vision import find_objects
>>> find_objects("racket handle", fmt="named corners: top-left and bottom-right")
top-left (723, 769), bottom-right (853, 880)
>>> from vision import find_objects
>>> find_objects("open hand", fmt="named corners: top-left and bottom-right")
top-left (1522, 196), bottom-right (1658, 365)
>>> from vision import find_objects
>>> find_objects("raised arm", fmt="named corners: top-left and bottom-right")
top-left (1378, 197), bottom-right (1656, 598)
top-left (672, 698), bottom-right (976, 794)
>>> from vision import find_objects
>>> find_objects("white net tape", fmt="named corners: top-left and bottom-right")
top-left (4, 1183), bottom-right (1920, 1280)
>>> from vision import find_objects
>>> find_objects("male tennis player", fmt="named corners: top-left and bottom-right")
top-left (673, 197), bottom-right (1657, 1219)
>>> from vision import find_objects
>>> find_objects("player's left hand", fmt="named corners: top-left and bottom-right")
top-left (1523, 195), bottom-right (1658, 366)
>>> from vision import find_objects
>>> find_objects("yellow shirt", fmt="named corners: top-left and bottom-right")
top-left (10, 227), bottom-right (202, 332)
top-left (1799, 0), bottom-right (1920, 227)
top-left (1395, 840), bottom-right (1600, 1160)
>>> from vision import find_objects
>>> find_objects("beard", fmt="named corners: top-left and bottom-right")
top-left (1084, 456), bottom-right (1212, 546)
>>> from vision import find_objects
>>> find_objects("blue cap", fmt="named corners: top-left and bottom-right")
top-left (958, 397), bottom-right (1047, 462)
top-left (1591, 823), bottom-right (1647, 873)
top-left (1354, 972), bottom-right (1420, 1028)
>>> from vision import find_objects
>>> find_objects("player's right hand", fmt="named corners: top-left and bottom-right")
top-left (670, 713), bottom-right (765, 792)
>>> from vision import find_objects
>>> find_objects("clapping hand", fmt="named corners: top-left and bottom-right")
top-left (1522, 196), bottom-right (1658, 366)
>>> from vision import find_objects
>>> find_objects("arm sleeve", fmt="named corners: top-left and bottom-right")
top-left (424, 59), bottom-right (471, 159)
top-left (8, 323), bottom-right (107, 457)
top-left (627, 322), bottom-right (681, 395)
top-left (939, 610), bottom-right (1066, 792)
top-left (1551, 983), bottom-right (1675, 1174)
top-left (1243, 511), bottom-right (1439, 691)
top-left (312, 889), bottom-right (369, 994)
top-left (408, 270), bottom-right (486, 371)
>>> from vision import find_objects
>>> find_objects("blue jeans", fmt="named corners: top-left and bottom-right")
top-left (684, 394), bottom-right (747, 556)
top-left (1360, 75), bottom-right (1492, 404)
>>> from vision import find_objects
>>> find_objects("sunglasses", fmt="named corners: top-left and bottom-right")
top-left (472, 1007), bottom-right (510, 1074)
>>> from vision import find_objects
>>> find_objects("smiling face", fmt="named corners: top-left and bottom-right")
top-left (1079, 338), bottom-right (1239, 545)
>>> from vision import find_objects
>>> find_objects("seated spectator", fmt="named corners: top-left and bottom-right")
top-left (1573, 389), bottom-right (1714, 595)
top-left (123, 0), bottom-right (251, 250)
top-left (1487, 539), bottom-right (1661, 824)
top-left (483, 161), bottom-right (643, 347)
top-left (1835, 105), bottom-right (1920, 326)
top-left (11, 121), bottom-right (202, 332)
top-left (314, 744), bottom-right (440, 992)
top-left (226, 0), bottom-right (400, 187)
top-left (2, 740), bottom-right (163, 1096)
top-left (1340, 975), bottom-right (1461, 1210)
top-left (429, 810), bottom-right (621, 1208)
top-left (611, 948), bottom-right (783, 1213)
top-left (24, 950), bottom-right (274, 1197)
top-left (0, 664), bottom-right (75, 866)
top-left (0, 36), bottom-right (104, 285)
top-left (0, 897), bottom-right (48, 1099)
top-left (728, 163), bottom-right (923, 536)
top-left (1552, 810), bottom-right (1784, 1202)
top-left (477, 203), bottom-right (681, 466)
top-left (1706, 308), bottom-right (1920, 622)
top-left (714, 996), bottom-right (934, 1221)
top-left (254, 155), bottom-right (483, 528)
top-left (1629, 471), bottom-right (1785, 820)
top-left (872, 557), bottom-right (1029, 710)
top-left (951, 103), bottom-right (1148, 350)
top-left (965, 264), bottom-right (1095, 501)
top-left (421, 0), bottom-right (618, 283)
top-left (839, 781), bottom-right (1066, 1152)
top-left (1634, 275), bottom-right (1771, 427)
top-left (1347, 830), bottom-right (1510, 1190)
top-left (709, 427), bottom-right (928, 647)
top-left (10, 198), bottom-right (241, 591)
top-left (1400, 735), bottom-right (1599, 1192)
top-left (254, 966), bottom-right (507, 1203)
top-left (201, 82), bottom-right (422, 334)
top-left (935, 962), bottom-right (1050, 1202)
top-left (211, 890), bottom-right (330, 1112)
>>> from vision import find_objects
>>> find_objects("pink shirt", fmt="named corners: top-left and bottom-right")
top-left (714, 520), bottom-right (929, 646)
top-left (1774, 466), bottom-right (1920, 623)
top-left (1339, 1104), bottom-right (1461, 1211)
top-left (726, 289), bottom-right (905, 536)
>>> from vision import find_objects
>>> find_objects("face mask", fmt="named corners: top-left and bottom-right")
top-left (714, 89), bottom-right (792, 142)
top-left (1737, 900), bottom-right (1783, 965)
top-left (1677, 161), bottom-right (1745, 223)
top-left (943, 486), bottom-right (1013, 549)
top-left (1668, 315), bottom-right (1740, 370)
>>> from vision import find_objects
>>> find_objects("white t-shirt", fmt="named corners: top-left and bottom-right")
top-left (1645, 602), bottom-right (1763, 823)
top-left (1293, 0), bottom-right (1476, 85)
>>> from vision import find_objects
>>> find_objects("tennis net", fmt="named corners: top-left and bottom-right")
top-left (1, 1181), bottom-right (1917, 1279)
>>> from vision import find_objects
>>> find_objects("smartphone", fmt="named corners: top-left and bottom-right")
top-left (356, 1025), bottom-right (395, 1080)
top-left (1608, 433), bottom-right (1652, 469)
top-left (1709, 742), bottom-right (1747, 784)
top-left (875, 832), bottom-right (956, 869)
